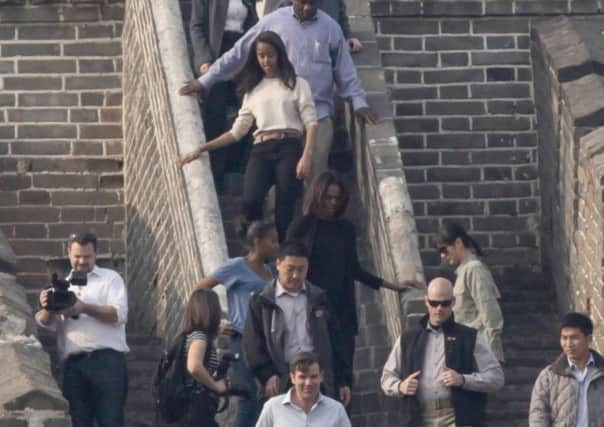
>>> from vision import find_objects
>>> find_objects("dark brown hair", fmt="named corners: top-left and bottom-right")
top-left (68, 232), bottom-right (97, 251)
top-left (289, 351), bottom-right (320, 373)
top-left (302, 171), bottom-right (349, 218)
top-left (433, 222), bottom-right (484, 257)
top-left (237, 31), bottom-right (296, 95)
top-left (181, 289), bottom-right (221, 340)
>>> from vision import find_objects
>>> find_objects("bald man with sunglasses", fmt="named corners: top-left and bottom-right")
top-left (381, 278), bottom-right (504, 427)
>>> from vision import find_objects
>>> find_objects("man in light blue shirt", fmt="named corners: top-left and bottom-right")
top-left (180, 0), bottom-right (377, 182)
top-left (255, 351), bottom-right (350, 427)
top-left (529, 312), bottom-right (604, 427)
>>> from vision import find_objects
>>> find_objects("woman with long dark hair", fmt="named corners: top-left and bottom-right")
top-left (286, 171), bottom-right (422, 405)
top-left (194, 220), bottom-right (278, 427)
top-left (181, 31), bottom-right (317, 241)
top-left (434, 222), bottom-right (505, 362)
top-left (180, 288), bottom-right (224, 427)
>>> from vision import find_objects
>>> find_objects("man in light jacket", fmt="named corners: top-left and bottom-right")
top-left (529, 312), bottom-right (604, 427)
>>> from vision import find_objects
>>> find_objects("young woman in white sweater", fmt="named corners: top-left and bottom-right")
top-left (181, 30), bottom-right (317, 241)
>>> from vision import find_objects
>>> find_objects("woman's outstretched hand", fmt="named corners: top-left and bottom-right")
top-left (179, 79), bottom-right (204, 96)
top-left (180, 146), bottom-right (202, 167)
top-left (296, 155), bottom-right (311, 180)
top-left (382, 279), bottom-right (426, 291)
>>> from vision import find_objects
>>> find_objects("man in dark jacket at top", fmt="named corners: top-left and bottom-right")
top-left (381, 277), bottom-right (504, 427)
top-left (242, 241), bottom-right (350, 406)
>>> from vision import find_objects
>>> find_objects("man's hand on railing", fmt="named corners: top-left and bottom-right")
top-left (179, 145), bottom-right (204, 167)
top-left (179, 80), bottom-right (205, 96)
top-left (354, 107), bottom-right (379, 125)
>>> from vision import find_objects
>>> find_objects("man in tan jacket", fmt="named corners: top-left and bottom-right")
top-left (529, 312), bottom-right (604, 427)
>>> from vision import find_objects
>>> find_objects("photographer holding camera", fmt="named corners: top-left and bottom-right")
top-left (35, 232), bottom-right (129, 427)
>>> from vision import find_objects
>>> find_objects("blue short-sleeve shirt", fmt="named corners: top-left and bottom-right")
top-left (212, 257), bottom-right (273, 333)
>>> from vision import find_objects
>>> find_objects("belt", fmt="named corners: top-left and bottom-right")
top-left (254, 130), bottom-right (301, 144)
top-left (419, 398), bottom-right (453, 410)
top-left (66, 348), bottom-right (123, 362)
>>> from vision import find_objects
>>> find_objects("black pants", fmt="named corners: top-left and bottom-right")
top-left (242, 138), bottom-right (303, 241)
top-left (203, 31), bottom-right (247, 181)
top-left (180, 389), bottom-right (219, 427)
top-left (62, 349), bottom-right (128, 427)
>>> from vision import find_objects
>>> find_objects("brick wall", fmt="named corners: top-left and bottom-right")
top-left (532, 16), bottom-right (604, 350)
top-left (369, 1), bottom-right (604, 272)
top-left (0, 0), bottom-right (125, 293)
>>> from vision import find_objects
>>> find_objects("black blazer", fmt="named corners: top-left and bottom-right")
top-left (189, 0), bottom-right (258, 71)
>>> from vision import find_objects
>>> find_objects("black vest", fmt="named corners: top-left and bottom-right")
top-left (399, 315), bottom-right (487, 427)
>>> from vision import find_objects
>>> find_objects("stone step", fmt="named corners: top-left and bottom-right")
top-left (503, 366), bottom-right (542, 385)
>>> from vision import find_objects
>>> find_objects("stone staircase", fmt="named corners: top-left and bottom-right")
top-left (488, 270), bottom-right (560, 426)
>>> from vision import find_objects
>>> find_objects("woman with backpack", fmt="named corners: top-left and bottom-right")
top-left (195, 220), bottom-right (278, 427)
top-left (180, 288), bottom-right (225, 427)
top-left (180, 30), bottom-right (318, 241)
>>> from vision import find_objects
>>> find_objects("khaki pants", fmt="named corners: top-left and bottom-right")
top-left (420, 400), bottom-right (455, 427)
top-left (308, 116), bottom-right (334, 185)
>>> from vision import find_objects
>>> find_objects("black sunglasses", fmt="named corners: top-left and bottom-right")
top-left (427, 299), bottom-right (453, 308)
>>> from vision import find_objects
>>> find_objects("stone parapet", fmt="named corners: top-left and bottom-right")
top-left (532, 16), bottom-right (604, 350)
top-left (122, 0), bottom-right (228, 338)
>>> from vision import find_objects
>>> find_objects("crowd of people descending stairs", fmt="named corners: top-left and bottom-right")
top-left (33, 0), bottom-right (604, 426)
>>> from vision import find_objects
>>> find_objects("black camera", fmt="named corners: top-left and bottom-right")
top-left (44, 271), bottom-right (88, 312)
top-left (211, 352), bottom-right (251, 413)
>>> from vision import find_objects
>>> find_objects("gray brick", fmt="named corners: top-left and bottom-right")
top-left (487, 67), bottom-right (515, 81)
top-left (442, 151), bottom-right (471, 165)
top-left (105, 92), bottom-right (122, 106)
top-left (427, 167), bottom-right (481, 181)
top-left (381, 52), bottom-right (438, 67)
top-left (1, 42), bottom-right (60, 56)
top-left (428, 201), bottom-right (484, 215)
top-left (80, 124), bottom-right (121, 139)
top-left (408, 184), bottom-right (440, 200)
top-left (486, 36), bottom-right (515, 49)
top-left (515, 165), bottom-right (538, 180)
top-left (427, 134), bottom-right (485, 149)
top-left (0, 126), bottom-right (15, 139)
top-left (473, 19), bottom-right (529, 34)
top-left (70, 109), bottom-right (99, 122)
top-left (401, 151), bottom-right (439, 166)
top-left (12, 140), bottom-right (70, 155)
top-left (474, 216), bottom-right (528, 232)
top-left (64, 41), bottom-right (121, 56)
top-left (517, 67), bottom-right (533, 81)
top-left (3, 76), bottom-right (61, 90)
top-left (442, 117), bottom-right (470, 131)
top-left (404, 169), bottom-right (426, 183)
top-left (33, 173), bottom-right (98, 189)
top-left (484, 166), bottom-right (512, 180)
top-left (487, 133), bottom-right (517, 147)
top-left (0, 174), bottom-right (30, 190)
top-left (489, 200), bottom-right (517, 215)
top-left (397, 135), bottom-right (424, 149)
top-left (66, 75), bottom-right (121, 90)
top-left (81, 92), bottom-right (104, 106)
top-left (17, 25), bottom-right (75, 39)
top-left (0, 27), bottom-right (16, 40)
top-left (72, 141), bottom-right (103, 155)
top-left (471, 83), bottom-right (531, 98)
top-left (440, 85), bottom-right (469, 99)
top-left (77, 24), bottom-right (114, 39)
top-left (423, 1), bottom-right (483, 16)
top-left (426, 101), bottom-right (485, 115)
top-left (472, 150), bottom-right (531, 164)
top-left (485, 0), bottom-right (514, 14)
top-left (0, 6), bottom-right (60, 23)
top-left (8, 109), bottom-right (67, 122)
top-left (440, 52), bottom-right (468, 66)
top-left (395, 118), bottom-right (439, 133)
top-left (441, 21), bottom-right (470, 34)
top-left (19, 190), bottom-right (50, 205)
top-left (61, 5), bottom-right (102, 22)
top-left (424, 69), bottom-right (483, 84)
top-left (19, 93), bottom-right (78, 107)
top-left (443, 184), bottom-right (471, 199)
top-left (79, 59), bottom-right (115, 73)
top-left (515, 133), bottom-right (537, 147)
top-left (518, 199), bottom-right (538, 214)
top-left (18, 59), bottom-right (76, 73)
top-left (390, 1), bottom-right (422, 15)
top-left (51, 190), bottom-right (121, 206)
top-left (492, 234), bottom-right (517, 248)
top-left (395, 70), bottom-right (421, 84)
top-left (0, 60), bottom-right (14, 73)
top-left (393, 37), bottom-right (422, 51)
top-left (18, 125), bottom-right (76, 139)
top-left (487, 100), bottom-right (534, 115)
top-left (379, 19), bottom-right (438, 35)
top-left (101, 4), bottom-right (124, 20)
top-left (472, 51), bottom-right (530, 66)
top-left (392, 86), bottom-right (437, 100)
top-left (517, 35), bottom-right (530, 49)
top-left (425, 36), bottom-right (483, 51)
top-left (472, 116), bottom-right (531, 131)
top-left (0, 207), bottom-right (60, 223)
top-left (395, 103), bottom-right (423, 116)
top-left (473, 183), bottom-right (532, 198)
top-left (515, 1), bottom-right (567, 14)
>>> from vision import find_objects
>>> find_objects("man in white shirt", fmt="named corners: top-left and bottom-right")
top-left (35, 232), bottom-right (129, 427)
top-left (255, 351), bottom-right (350, 427)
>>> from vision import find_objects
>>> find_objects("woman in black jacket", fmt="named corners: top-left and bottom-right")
top-left (286, 171), bottom-right (422, 404)
top-left (189, 0), bottom-right (257, 184)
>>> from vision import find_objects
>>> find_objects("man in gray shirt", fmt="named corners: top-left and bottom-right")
top-left (381, 277), bottom-right (504, 427)
top-left (255, 351), bottom-right (350, 427)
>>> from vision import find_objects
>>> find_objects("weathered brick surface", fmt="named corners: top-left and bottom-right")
top-left (533, 17), bottom-right (604, 351)
top-left (373, 3), bottom-right (546, 273)
top-left (0, 0), bottom-right (124, 289)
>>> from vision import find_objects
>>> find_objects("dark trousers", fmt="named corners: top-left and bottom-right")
top-left (230, 333), bottom-right (260, 427)
top-left (242, 138), bottom-right (303, 241)
top-left (62, 349), bottom-right (128, 427)
top-left (180, 390), bottom-right (219, 427)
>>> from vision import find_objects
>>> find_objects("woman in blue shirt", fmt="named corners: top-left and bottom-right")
top-left (195, 220), bottom-right (277, 427)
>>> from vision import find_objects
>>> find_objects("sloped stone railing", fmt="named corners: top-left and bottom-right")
top-left (0, 230), bottom-right (70, 425)
top-left (122, 0), bottom-right (228, 339)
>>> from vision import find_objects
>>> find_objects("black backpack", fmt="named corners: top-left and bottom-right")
top-left (153, 333), bottom-right (191, 424)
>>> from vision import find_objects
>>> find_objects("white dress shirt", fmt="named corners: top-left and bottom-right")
top-left (35, 265), bottom-right (129, 360)
top-left (255, 388), bottom-right (351, 427)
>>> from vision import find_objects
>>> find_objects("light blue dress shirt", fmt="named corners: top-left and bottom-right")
top-left (199, 6), bottom-right (368, 120)
top-left (568, 354), bottom-right (595, 427)
top-left (255, 388), bottom-right (351, 427)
